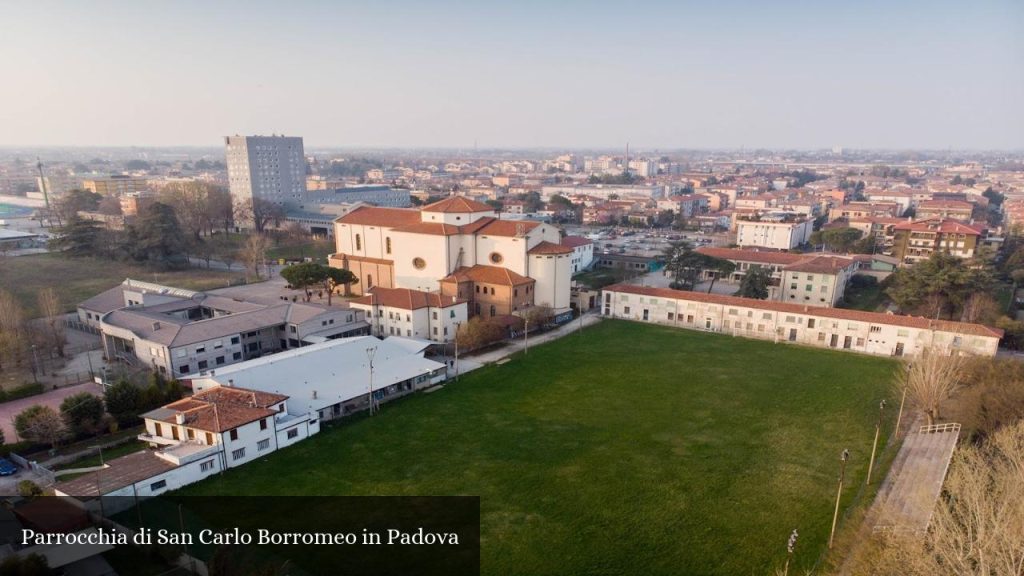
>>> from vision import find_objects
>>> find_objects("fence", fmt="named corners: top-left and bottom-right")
top-left (63, 318), bottom-right (100, 335)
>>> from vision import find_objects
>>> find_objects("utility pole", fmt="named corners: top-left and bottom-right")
top-left (523, 318), bottom-right (530, 355)
top-left (453, 321), bottom-right (461, 382)
top-left (829, 448), bottom-right (850, 549)
top-left (866, 400), bottom-right (886, 485)
top-left (894, 364), bottom-right (911, 436)
top-left (36, 158), bottom-right (52, 226)
top-left (366, 346), bottom-right (377, 415)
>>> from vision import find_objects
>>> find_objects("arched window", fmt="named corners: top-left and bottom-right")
top-left (355, 234), bottom-right (362, 251)
top-left (385, 237), bottom-right (392, 254)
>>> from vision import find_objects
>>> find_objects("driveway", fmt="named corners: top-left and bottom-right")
top-left (0, 381), bottom-right (104, 443)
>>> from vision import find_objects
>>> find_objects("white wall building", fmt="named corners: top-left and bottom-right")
top-left (225, 134), bottom-right (306, 208)
top-left (562, 236), bottom-right (595, 273)
top-left (602, 284), bottom-right (1001, 358)
top-left (736, 216), bottom-right (814, 249)
top-left (350, 287), bottom-right (468, 342)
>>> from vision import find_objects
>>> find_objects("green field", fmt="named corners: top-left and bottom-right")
top-left (180, 320), bottom-right (897, 575)
top-left (0, 253), bottom-right (245, 317)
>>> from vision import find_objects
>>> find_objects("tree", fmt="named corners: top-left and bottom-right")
top-left (703, 258), bottom-right (737, 294)
top-left (48, 216), bottom-right (104, 257)
top-left (160, 181), bottom-right (220, 240)
top-left (53, 189), bottom-right (102, 223)
top-left (215, 239), bottom-right (238, 271)
top-left (132, 202), bottom-right (188, 269)
top-left (235, 198), bottom-right (286, 233)
top-left (663, 241), bottom-right (695, 288)
top-left (280, 263), bottom-right (356, 305)
top-left (522, 305), bottom-right (554, 328)
top-left (455, 317), bottom-right (505, 351)
top-left (38, 287), bottom-right (67, 358)
top-left (898, 347), bottom-right (966, 426)
top-left (60, 392), bottom-right (105, 437)
top-left (0, 552), bottom-right (49, 575)
top-left (0, 290), bottom-right (26, 373)
top-left (208, 188), bottom-right (235, 234)
top-left (809, 227), bottom-right (863, 253)
top-left (15, 405), bottom-right (68, 447)
top-left (104, 379), bottom-right (141, 427)
top-left (242, 234), bottom-right (272, 280)
top-left (17, 479), bottom-right (43, 498)
top-left (735, 265), bottom-right (771, 299)
top-left (885, 252), bottom-right (991, 319)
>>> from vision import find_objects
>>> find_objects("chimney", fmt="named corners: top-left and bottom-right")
top-left (152, 321), bottom-right (161, 331)
top-left (175, 412), bottom-right (185, 425)
top-left (312, 390), bottom-right (318, 399)
top-left (228, 379), bottom-right (234, 387)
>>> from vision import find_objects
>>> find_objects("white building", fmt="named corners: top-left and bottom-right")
top-left (350, 287), bottom-right (468, 342)
top-left (562, 236), bottom-right (594, 273)
top-left (736, 215), bottom-right (813, 249)
top-left (188, 336), bottom-right (447, 424)
top-left (225, 134), bottom-right (306, 209)
top-left (602, 284), bottom-right (1002, 358)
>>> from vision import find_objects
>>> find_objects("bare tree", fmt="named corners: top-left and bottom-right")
top-left (38, 287), bottom-right (67, 358)
top-left (242, 233), bottom-right (271, 279)
top-left (160, 181), bottom-right (217, 240)
top-left (0, 290), bottom-right (27, 372)
top-left (898, 346), bottom-right (966, 426)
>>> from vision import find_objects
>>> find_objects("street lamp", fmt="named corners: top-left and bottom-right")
top-left (453, 321), bottom-right (462, 382)
top-left (30, 344), bottom-right (39, 384)
top-left (866, 400), bottom-right (887, 485)
top-left (523, 318), bottom-right (530, 355)
top-left (829, 448), bottom-right (850, 549)
top-left (894, 363), bottom-right (911, 436)
top-left (366, 346), bottom-right (377, 416)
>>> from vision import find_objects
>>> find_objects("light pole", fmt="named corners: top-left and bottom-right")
top-left (524, 318), bottom-right (530, 355)
top-left (829, 448), bottom-right (850, 549)
top-left (366, 346), bottom-right (377, 416)
top-left (453, 321), bottom-right (461, 382)
top-left (782, 529), bottom-right (798, 576)
top-left (866, 399), bottom-right (887, 485)
top-left (30, 344), bottom-right (39, 384)
top-left (894, 363), bottom-right (911, 436)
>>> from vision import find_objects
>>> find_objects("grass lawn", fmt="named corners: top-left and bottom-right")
top-left (179, 320), bottom-right (898, 575)
top-left (0, 253), bottom-right (245, 317)
top-left (267, 238), bottom-right (335, 263)
top-left (55, 440), bottom-right (146, 470)
top-left (841, 282), bottom-right (889, 312)
top-left (573, 267), bottom-right (633, 289)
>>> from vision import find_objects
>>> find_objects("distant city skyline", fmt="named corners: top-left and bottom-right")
top-left (1, 0), bottom-right (1021, 150)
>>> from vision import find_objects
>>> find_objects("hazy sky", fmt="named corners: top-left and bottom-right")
top-left (1, 0), bottom-right (1021, 149)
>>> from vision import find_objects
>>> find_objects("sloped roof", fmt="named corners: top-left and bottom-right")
top-left (784, 255), bottom-right (856, 274)
top-left (352, 287), bottom-right (466, 310)
top-left (561, 235), bottom-right (593, 248)
top-left (603, 284), bottom-right (1003, 339)
top-left (528, 241), bottom-right (574, 255)
top-left (893, 218), bottom-right (984, 235)
top-left (143, 386), bottom-right (287, 433)
top-left (440, 265), bottom-right (535, 286)
top-left (421, 196), bottom-right (494, 213)
top-left (335, 206), bottom-right (421, 227)
top-left (695, 246), bottom-right (806, 266)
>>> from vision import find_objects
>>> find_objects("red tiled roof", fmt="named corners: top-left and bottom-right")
top-left (391, 222), bottom-right (464, 236)
top-left (475, 219), bottom-right (541, 237)
top-left (336, 206), bottom-right (421, 227)
top-left (352, 287), bottom-right (465, 310)
top-left (784, 255), bottom-right (856, 274)
top-left (422, 196), bottom-right (494, 213)
top-left (561, 235), bottom-right (593, 248)
top-left (893, 218), bottom-right (984, 235)
top-left (695, 246), bottom-right (806, 266)
top-left (148, 386), bottom-right (288, 433)
top-left (440, 265), bottom-right (535, 286)
top-left (603, 284), bottom-right (1003, 338)
top-left (528, 241), bottom-right (574, 255)
top-left (918, 200), bottom-right (974, 209)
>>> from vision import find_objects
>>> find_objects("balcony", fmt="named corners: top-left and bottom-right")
top-left (138, 432), bottom-right (178, 446)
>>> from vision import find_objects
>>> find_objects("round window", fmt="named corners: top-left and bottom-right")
top-left (489, 252), bottom-right (503, 264)
top-left (412, 257), bottom-right (426, 270)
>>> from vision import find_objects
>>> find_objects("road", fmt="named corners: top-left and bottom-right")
top-left (0, 381), bottom-right (104, 443)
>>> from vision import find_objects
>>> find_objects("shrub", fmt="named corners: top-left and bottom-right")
top-left (17, 479), bottom-right (42, 498)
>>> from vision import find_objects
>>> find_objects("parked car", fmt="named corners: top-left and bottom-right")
top-left (0, 458), bottom-right (18, 476)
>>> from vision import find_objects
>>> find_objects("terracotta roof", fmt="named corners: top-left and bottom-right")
top-left (528, 241), bottom-right (574, 255)
top-left (603, 284), bottom-right (1003, 339)
top-left (352, 287), bottom-right (466, 310)
top-left (893, 218), bottom-right (984, 235)
top-left (143, 386), bottom-right (288, 433)
top-left (561, 235), bottom-right (593, 248)
top-left (421, 196), bottom-right (494, 213)
top-left (695, 246), bottom-right (806, 266)
top-left (918, 200), bottom-right (974, 209)
top-left (440, 265), bottom-right (535, 286)
top-left (475, 219), bottom-right (541, 237)
top-left (784, 255), bottom-right (856, 274)
top-left (335, 206), bottom-right (421, 227)
top-left (391, 221), bottom-right (464, 236)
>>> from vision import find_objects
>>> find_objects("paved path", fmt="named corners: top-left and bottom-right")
top-left (454, 313), bottom-right (604, 376)
top-left (0, 381), bottom-right (103, 443)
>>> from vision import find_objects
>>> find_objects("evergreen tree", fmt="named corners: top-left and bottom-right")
top-left (132, 202), bottom-right (188, 269)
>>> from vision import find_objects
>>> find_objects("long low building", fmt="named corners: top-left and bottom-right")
top-left (601, 284), bottom-right (1002, 357)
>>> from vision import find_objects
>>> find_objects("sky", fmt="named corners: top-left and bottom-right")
top-left (1, 0), bottom-right (1021, 150)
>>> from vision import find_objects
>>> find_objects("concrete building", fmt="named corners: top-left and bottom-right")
top-left (915, 200), bottom-right (975, 222)
top-left (302, 185), bottom-right (411, 208)
top-left (735, 214), bottom-right (813, 249)
top-left (80, 279), bottom-right (368, 377)
top-left (328, 196), bottom-right (574, 318)
top-left (187, 336), bottom-right (447, 424)
top-left (891, 218), bottom-right (984, 266)
top-left (350, 287), bottom-right (468, 341)
top-left (562, 236), bottom-right (594, 273)
top-left (602, 284), bottom-right (1002, 358)
top-left (225, 134), bottom-right (306, 208)
top-left (81, 175), bottom-right (148, 196)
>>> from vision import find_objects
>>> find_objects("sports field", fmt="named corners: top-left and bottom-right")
top-left (181, 320), bottom-right (898, 575)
